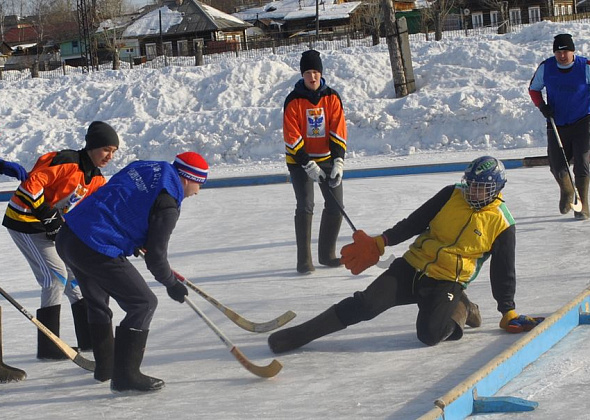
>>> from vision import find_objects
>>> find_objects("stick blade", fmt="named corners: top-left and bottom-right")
top-left (230, 347), bottom-right (283, 378)
top-left (72, 353), bottom-right (96, 372)
top-left (572, 200), bottom-right (583, 212)
top-left (232, 310), bottom-right (297, 333)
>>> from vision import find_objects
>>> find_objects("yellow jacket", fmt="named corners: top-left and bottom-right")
top-left (403, 187), bottom-right (514, 285)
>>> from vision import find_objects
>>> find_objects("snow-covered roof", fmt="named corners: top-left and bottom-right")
top-left (201, 3), bottom-right (248, 25)
top-left (233, 0), bottom-right (361, 22)
top-left (122, 6), bottom-right (184, 37)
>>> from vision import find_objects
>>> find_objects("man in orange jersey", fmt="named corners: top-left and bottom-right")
top-left (2, 121), bottom-right (119, 360)
top-left (283, 50), bottom-right (347, 274)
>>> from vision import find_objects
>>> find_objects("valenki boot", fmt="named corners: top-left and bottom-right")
top-left (0, 307), bottom-right (26, 383)
top-left (71, 298), bottom-right (92, 351)
top-left (111, 326), bottom-right (164, 392)
top-left (268, 305), bottom-right (345, 354)
top-left (36, 305), bottom-right (68, 360)
top-left (318, 210), bottom-right (343, 267)
top-left (574, 177), bottom-right (589, 220)
top-left (295, 212), bottom-right (315, 274)
top-left (89, 322), bottom-right (114, 382)
top-left (555, 170), bottom-right (575, 214)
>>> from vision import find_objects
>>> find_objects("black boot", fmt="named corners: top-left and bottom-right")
top-left (71, 299), bottom-right (92, 351)
top-left (555, 170), bottom-right (574, 214)
top-left (295, 212), bottom-right (315, 274)
top-left (268, 306), bottom-right (345, 354)
top-left (111, 326), bottom-right (164, 392)
top-left (90, 323), bottom-right (114, 382)
top-left (318, 210), bottom-right (343, 267)
top-left (0, 307), bottom-right (26, 383)
top-left (36, 305), bottom-right (68, 360)
top-left (574, 177), bottom-right (589, 220)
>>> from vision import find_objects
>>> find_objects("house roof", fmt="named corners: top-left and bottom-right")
top-left (2, 26), bottom-right (39, 44)
top-left (233, 0), bottom-right (362, 23)
top-left (121, 0), bottom-right (251, 38)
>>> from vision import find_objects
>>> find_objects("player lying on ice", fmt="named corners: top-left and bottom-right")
top-left (269, 156), bottom-right (544, 353)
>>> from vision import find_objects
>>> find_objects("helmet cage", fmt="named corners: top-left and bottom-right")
top-left (462, 178), bottom-right (501, 210)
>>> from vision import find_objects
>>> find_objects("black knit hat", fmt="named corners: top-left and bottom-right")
top-left (300, 49), bottom-right (323, 75)
top-left (553, 34), bottom-right (575, 52)
top-left (85, 121), bottom-right (119, 150)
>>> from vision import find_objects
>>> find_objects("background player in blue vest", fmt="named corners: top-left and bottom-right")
top-left (529, 33), bottom-right (590, 220)
top-left (55, 152), bottom-right (208, 392)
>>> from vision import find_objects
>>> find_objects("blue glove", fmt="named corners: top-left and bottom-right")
top-left (500, 310), bottom-right (544, 333)
top-left (0, 159), bottom-right (27, 181)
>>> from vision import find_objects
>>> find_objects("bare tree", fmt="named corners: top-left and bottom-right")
top-left (95, 0), bottom-right (124, 69)
top-left (480, 0), bottom-right (510, 33)
top-left (356, 0), bottom-right (381, 46)
top-left (422, 0), bottom-right (465, 40)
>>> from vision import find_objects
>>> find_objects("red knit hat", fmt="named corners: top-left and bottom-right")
top-left (173, 152), bottom-right (209, 184)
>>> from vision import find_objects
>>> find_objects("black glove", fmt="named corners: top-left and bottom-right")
top-left (167, 281), bottom-right (188, 303)
top-left (42, 208), bottom-right (64, 241)
top-left (539, 103), bottom-right (553, 119)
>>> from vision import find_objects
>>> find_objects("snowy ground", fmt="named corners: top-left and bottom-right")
top-left (1, 161), bottom-right (589, 419)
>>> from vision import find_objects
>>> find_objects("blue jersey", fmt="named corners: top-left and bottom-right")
top-left (64, 160), bottom-right (184, 258)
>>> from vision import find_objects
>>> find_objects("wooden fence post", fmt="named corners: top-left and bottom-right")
top-left (195, 42), bottom-right (204, 66)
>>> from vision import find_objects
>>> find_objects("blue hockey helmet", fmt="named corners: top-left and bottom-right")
top-left (462, 156), bottom-right (507, 210)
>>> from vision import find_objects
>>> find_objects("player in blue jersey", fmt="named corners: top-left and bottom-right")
top-left (529, 33), bottom-right (590, 220)
top-left (56, 152), bottom-right (208, 392)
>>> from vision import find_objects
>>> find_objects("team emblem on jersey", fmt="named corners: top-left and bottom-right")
top-left (57, 184), bottom-right (88, 214)
top-left (306, 108), bottom-right (326, 138)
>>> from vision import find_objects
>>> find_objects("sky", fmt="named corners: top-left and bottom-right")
top-left (1, 20), bottom-right (590, 419)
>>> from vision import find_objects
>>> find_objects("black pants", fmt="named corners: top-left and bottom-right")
top-left (289, 163), bottom-right (343, 215)
top-left (55, 224), bottom-right (158, 330)
top-left (547, 115), bottom-right (590, 179)
top-left (334, 258), bottom-right (464, 346)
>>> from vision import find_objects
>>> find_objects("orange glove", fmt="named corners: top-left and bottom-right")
top-left (340, 230), bottom-right (385, 275)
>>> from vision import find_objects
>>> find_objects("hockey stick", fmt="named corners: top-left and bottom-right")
top-left (0, 286), bottom-right (95, 372)
top-left (137, 251), bottom-right (296, 333)
top-left (550, 117), bottom-right (583, 212)
top-left (326, 188), bottom-right (395, 269)
top-left (184, 296), bottom-right (282, 378)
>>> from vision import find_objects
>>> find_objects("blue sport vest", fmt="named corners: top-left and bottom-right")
top-left (544, 55), bottom-right (590, 125)
top-left (65, 161), bottom-right (184, 258)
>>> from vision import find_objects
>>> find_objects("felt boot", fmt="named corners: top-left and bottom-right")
top-left (0, 307), bottom-right (26, 383)
top-left (36, 305), bottom-right (67, 360)
top-left (555, 170), bottom-right (574, 215)
top-left (318, 210), bottom-right (343, 267)
top-left (574, 177), bottom-right (589, 220)
top-left (111, 327), bottom-right (164, 392)
top-left (71, 299), bottom-right (92, 351)
top-left (268, 306), bottom-right (345, 354)
top-left (90, 323), bottom-right (114, 382)
top-left (295, 212), bottom-right (315, 274)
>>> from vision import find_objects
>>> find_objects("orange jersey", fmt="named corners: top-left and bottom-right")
top-left (283, 81), bottom-right (347, 166)
top-left (2, 149), bottom-right (106, 234)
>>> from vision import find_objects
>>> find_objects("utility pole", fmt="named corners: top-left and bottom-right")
top-left (315, 0), bottom-right (319, 40)
top-left (77, 0), bottom-right (97, 72)
top-left (381, 0), bottom-right (414, 97)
